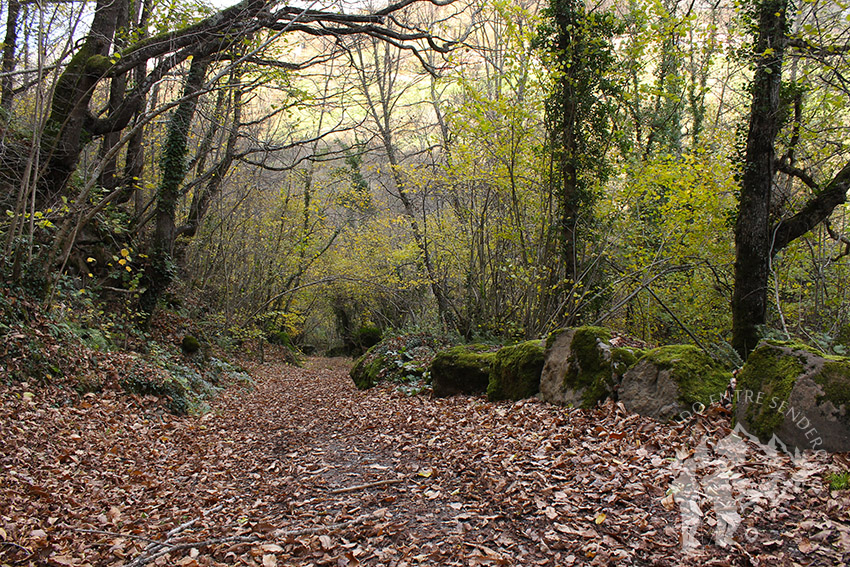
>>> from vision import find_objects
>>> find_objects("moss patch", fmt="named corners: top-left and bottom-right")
top-left (487, 341), bottom-right (545, 401)
top-left (350, 345), bottom-right (387, 390)
top-left (736, 342), bottom-right (805, 439)
top-left (815, 359), bottom-right (850, 424)
top-left (181, 335), bottom-right (201, 354)
top-left (641, 345), bottom-right (731, 407)
top-left (643, 345), bottom-right (732, 406)
top-left (563, 326), bottom-right (612, 408)
top-left (431, 345), bottom-right (496, 397)
top-left (611, 347), bottom-right (640, 380)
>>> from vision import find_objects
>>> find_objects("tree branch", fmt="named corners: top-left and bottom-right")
top-left (776, 158), bottom-right (819, 190)
top-left (787, 37), bottom-right (850, 57)
top-left (771, 161), bottom-right (850, 255)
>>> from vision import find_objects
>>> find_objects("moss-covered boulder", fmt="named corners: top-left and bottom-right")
top-left (349, 333), bottom-right (452, 390)
top-left (539, 327), bottom-right (625, 408)
top-left (431, 345), bottom-right (496, 398)
top-left (619, 345), bottom-right (730, 421)
top-left (350, 345), bottom-right (387, 390)
top-left (735, 341), bottom-right (850, 453)
top-left (181, 335), bottom-right (201, 354)
top-left (487, 340), bottom-right (546, 401)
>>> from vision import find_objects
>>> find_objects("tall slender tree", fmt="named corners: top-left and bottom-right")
top-left (538, 0), bottom-right (619, 319)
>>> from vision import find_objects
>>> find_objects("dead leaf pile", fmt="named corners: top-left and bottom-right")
top-left (1, 354), bottom-right (848, 566)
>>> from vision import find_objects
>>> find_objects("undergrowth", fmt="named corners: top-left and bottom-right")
top-left (0, 272), bottom-right (252, 415)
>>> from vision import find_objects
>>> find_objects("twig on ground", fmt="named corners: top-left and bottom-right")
top-left (328, 478), bottom-right (405, 494)
top-left (0, 540), bottom-right (32, 557)
top-left (72, 528), bottom-right (168, 547)
top-left (126, 512), bottom-right (381, 566)
top-left (272, 512), bottom-right (382, 537)
top-left (124, 502), bottom-right (227, 567)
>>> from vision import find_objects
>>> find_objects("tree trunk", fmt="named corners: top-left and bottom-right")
top-left (41, 0), bottom-right (124, 199)
top-left (1, 0), bottom-right (20, 113)
top-left (139, 56), bottom-right (209, 323)
top-left (731, 0), bottom-right (788, 357)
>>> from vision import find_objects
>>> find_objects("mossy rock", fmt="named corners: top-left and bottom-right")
top-left (487, 340), bottom-right (546, 401)
top-left (353, 325), bottom-right (382, 354)
top-left (348, 332), bottom-right (452, 390)
top-left (540, 327), bottom-right (631, 408)
top-left (619, 345), bottom-right (730, 421)
top-left (350, 345), bottom-right (387, 390)
top-left (611, 347), bottom-right (641, 380)
top-left (181, 335), bottom-right (201, 354)
top-left (735, 341), bottom-right (850, 453)
top-left (431, 345), bottom-right (496, 398)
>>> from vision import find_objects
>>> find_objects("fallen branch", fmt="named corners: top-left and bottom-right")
top-left (72, 528), bottom-right (167, 547)
top-left (124, 502), bottom-right (227, 567)
top-left (127, 512), bottom-right (381, 566)
top-left (328, 478), bottom-right (405, 495)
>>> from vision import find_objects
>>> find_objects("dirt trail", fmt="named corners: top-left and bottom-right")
top-left (1, 356), bottom-right (846, 566)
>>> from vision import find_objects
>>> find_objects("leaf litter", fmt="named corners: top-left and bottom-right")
top-left (1, 354), bottom-right (848, 566)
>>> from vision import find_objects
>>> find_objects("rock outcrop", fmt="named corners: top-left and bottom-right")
top-left (619, 345), bottom-right (730, 421)
top-left (487, 340), bottom-right (546, 401)
top-left (735, 341), bottom-right (850, 453)
top-left (539, 327), bottom-right (638, 408)
top-left (431, 345), bottom-right (496, 397)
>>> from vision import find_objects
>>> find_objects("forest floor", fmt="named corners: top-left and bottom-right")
top-left (2, 353), bottom-right (849, 567)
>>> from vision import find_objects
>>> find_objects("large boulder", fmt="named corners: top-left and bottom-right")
top-left (539, 327), bottom-right (635, 408)
top-left (487, 340), bottom-right (546, 401)
top-left (349, 333), bottom-right (452, 390)
top-left (349, 345), bottom-right (386, 390)
top-left (619, 345), bottom-right (730, 421)
top-left (431, 345), bottom-right (496, 397)
top-left (735, 341), bottom-right (850, 454)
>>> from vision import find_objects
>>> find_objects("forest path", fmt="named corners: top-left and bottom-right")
top-left (1, 355), bottom-right (843, 566)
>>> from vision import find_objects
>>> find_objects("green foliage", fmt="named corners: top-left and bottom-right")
top-left (827, 471), bottom-right (850, 491)
top-left (538, 0), bottom-right (620, 269)
top-left (601, 150), bottom-right (738, 345)
top-left (120, 347), bottom-right (244, 415)
top-left (268, 331), bottom-right (292, 347)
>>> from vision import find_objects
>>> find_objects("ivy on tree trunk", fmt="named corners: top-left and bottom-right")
top-left (139, 56), bottom-right (209, 324)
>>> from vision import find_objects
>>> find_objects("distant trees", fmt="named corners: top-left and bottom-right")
top-left (2, 0), bottom-right (848, 355)
top-left (0, 0), bottom-right (458, 319)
